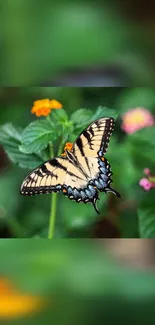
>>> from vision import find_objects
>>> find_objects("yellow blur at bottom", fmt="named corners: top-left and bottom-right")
top-left (0, 278), bottom-right (44, 319)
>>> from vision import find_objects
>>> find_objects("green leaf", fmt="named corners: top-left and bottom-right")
top-left (52, 108), bottom-right (68, 124)
top-left (0, 123), bottom-right (22, 143)
top-left (62, 121), bottom-right (74, 143)
top-left (91, 106), bottom-right (119, 121)
top-left (6, 141), bottom-right (44, 169)
top-left (71, 108), bottom-right (93, 126)
top-left (0, 123), bottom-right (44, 169)
top-left (20, 119), bottom-right (56, 154)
top-left (71, 107), bottom-right (118, 134)
top-left (138, 192), bottom-right (155, 238)
top-left (16, 152), bottom-right (45, 169)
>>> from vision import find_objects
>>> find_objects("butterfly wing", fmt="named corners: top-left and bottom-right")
top-left (20, 117), bottom-right (120, 214)
top-left (20, 155), bottom-right (99, 212)
top-left (20, 157), bottom-right (70, 196)
top-left (70, 117), bottom-right (120, 200)
top-left (72, 117), bottom-right (115, 160)
top-left (62, 161), bottom-right (99, 213)
top-left (62, 117), bottom-right (119, 214)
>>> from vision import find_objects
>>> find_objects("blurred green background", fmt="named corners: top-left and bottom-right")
top-left (1, 239), bottom-right (155, 325)
top-left (1, 0), bottom-right (155, 85)
top-left (0, 87), bottom-right (155, 238)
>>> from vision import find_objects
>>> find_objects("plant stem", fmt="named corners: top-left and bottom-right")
top-left (48, 190), bottom-right (58, 239)
top-left (48, 140), bottom-right (64, 239)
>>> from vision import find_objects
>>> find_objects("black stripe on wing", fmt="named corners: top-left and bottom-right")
top-left (51, 158), bottom-right (84, 180)
top-left (72, 117), bottom-right (115, 158)
top-left (74, 137), bottom-right (92, 176)
top-left (20, 157), bottom-right (86, 197)
top-left (97, 118), bottom-right (115, 157)
top-left (20, 158), bottom-right (65, 196)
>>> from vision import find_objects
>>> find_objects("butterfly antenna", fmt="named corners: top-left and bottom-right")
top-left (93, 198), bottom-right (100, 215)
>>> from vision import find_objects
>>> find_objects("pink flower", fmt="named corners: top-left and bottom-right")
top-left (143, 168), bottom-right (150, 176)
top-left (139, 178), bottom-right (152, 191)
top-left (139, 168), bottom-right (155, 191)
top-left (121, 108), bottom-right (154, 134)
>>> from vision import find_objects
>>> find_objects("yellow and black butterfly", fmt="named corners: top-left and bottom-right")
top-left (20, 117), bottom-right (120, 214)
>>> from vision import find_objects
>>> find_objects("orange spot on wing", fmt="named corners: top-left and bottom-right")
top-left (63, 188), bottom-right (67, 193)
top-left (101, 157), bottom-right (105, 161)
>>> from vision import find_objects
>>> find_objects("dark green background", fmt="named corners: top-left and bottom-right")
top-left (1, 1), bottom-right (155, 85)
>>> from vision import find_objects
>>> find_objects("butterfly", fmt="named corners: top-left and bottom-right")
top-left (20, 117), bottom-right (121, 214)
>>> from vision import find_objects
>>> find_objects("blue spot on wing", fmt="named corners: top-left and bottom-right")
top-left (99, 160), bottom-right (106, 167)
top-left (56, 185), bottom-right (62, 190)
top-left (100, 174), bottom-right (108, 182)
top-left (73, 189), bottom-right (80, 199)
top-left (85, 185), bottom-right (96, 199)
top-left (80, 191), bottom-right (86, 199)
top-left (100, 167), bottom-right (107, 174)
top-left (88, 185), bottom-right (96, 195)
top-left (94, 180), bottom-right (100, 187)
top-left (98, 150), bottom-right (103, 157)
top-left (68, 187), bottom-right (73, 195)
top-left (99, 178), bottom-right (106, 188)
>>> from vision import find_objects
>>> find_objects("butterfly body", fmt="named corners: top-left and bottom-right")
top-left (20, 117), bottom-right (120, 214)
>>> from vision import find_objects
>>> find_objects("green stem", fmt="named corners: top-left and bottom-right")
top-left (48, 140), bottom-right (64, 239)
top-left (48, 190), bottom-right (58, 239)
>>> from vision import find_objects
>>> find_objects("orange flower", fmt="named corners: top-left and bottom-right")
top-left (64, 142), bottom-right (73, 151)
top-left (61, 142), bottom-right (73, 157)
top-left (50, 99), bottom-right (63, 109)
top-left (31, 99), bottom-right (63, 117)
top-left (0, 277), bottom-right (45, 319)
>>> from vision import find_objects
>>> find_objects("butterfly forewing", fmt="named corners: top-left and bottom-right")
top-left (20, 157), bottom-right (69, 196)
top-left (72, 117), bottom-right (115, 159)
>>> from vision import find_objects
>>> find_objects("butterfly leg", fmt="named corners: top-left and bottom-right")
top-left (105, 186), bottom-right (121, 198)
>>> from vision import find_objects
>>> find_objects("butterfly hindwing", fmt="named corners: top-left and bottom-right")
top-left (61, 155), bottom-right (119, 213)
top-left (93, 156), bottom-right (120, 197)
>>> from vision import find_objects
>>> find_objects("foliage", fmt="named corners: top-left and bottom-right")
top-left (0, 87), bottom-right (155, 238)
top-left (0, 241), bottom-right (155, 325)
